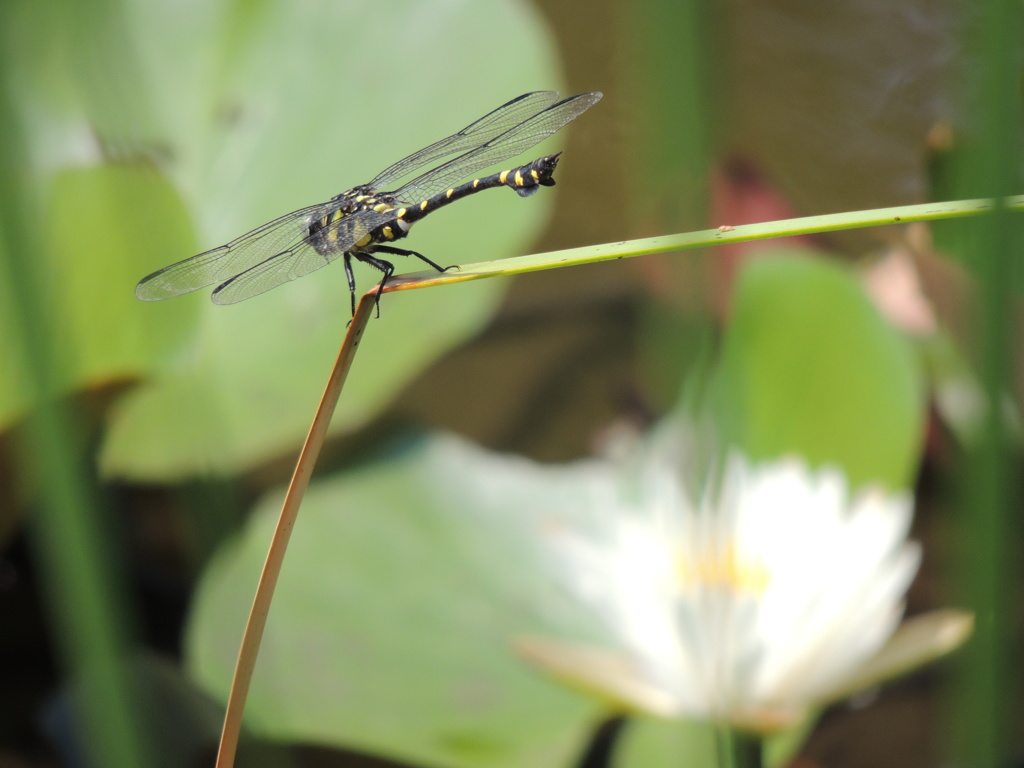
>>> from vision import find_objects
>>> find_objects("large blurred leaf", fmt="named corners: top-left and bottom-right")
top-left (75, 0), bottom-right (576, 478)
top-left (0, 166), bottom-right (195, 429)
top-left (186, 435), bottom-right (606, 768)
top-left (712, 253), bottom-right (924, 489)
top-left (44, 168), bottom-right (196, 377)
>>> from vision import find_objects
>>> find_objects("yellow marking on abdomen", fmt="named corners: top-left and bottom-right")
top-left (530, 169), bottom-right (539, 181)
top-left (499, 170), bottom-right (510, 184)
top-left (473, 179), bottom-right (480, 188)
top-left (514, 170), bottom-right (524, 186)
top-left (420, 200), bottom-right (429, 210)
top-left (446, 188), bottom-right (454, 199)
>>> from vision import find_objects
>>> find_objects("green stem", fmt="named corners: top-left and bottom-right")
top-left (0, 61), bottom-right (150, 768)
top-left (723, 728), bottom-right (764, 768)
top-left (386, 196), bottom-right (1024, 291)
top-left (954, 0), bottom-right (1022, 766)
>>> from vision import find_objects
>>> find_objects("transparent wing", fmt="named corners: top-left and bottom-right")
top-left (209, 209), bottom-right (393, 304)
top-left (134, 202), bottom-right (341, 300)
top-left (392, 91), bottom-right (602, 204)
top-left (368, 92), bottom-right (560, 192)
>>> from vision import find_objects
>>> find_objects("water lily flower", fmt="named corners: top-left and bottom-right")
top-left (514, 449), bottom-right (968, 733)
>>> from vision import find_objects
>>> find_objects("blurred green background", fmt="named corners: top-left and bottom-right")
top-left (1, 0), bottom-right (1021, 767)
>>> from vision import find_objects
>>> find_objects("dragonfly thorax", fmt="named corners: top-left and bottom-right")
top-left (306, 188), bottom-right (406, 257)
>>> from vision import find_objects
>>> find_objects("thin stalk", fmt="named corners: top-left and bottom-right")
top-left (214, 292), bottom-right (376, 768)
top-left (384, 196), bottom-right (1024, 292)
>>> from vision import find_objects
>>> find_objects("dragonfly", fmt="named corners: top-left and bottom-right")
top-left (135, 90), bottom-right (603, 316)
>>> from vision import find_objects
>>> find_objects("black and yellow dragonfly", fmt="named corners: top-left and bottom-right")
top-left (135, 91), bottom-right (602, 315)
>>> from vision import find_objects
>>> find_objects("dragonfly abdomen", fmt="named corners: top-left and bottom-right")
top-left (399, 153), bottom-right (562, 228)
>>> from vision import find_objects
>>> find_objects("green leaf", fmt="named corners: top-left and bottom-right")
top-left (712, 253), bottom-right (924, 489)
top-left (186, 436), bottom-right (603, 768)
top-left (46, 168), bottom-right (198, 373)
top-left (617, 719), bottom-right (723, 768)
top-left (0, 166), bottom-right (195, 429)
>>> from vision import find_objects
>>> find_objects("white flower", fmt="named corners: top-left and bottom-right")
top-left (530, 451), bottom-right (923, 731)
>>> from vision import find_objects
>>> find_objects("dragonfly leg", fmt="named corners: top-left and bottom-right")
top-left (343, 252), bottom-right (357, 317)
top-left (355, 252), bottom-right (395, 318)
top-left (373, 245), bottom-right (459, 273)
